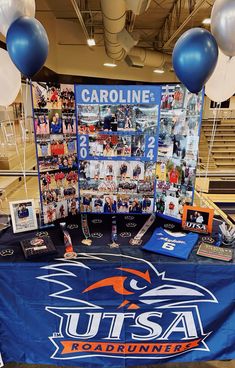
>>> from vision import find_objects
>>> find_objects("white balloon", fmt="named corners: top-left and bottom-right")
top-left (205, 50), bottom-right (235, 103)
top-left (0, 48), bottom-right (21, 107)
top-left (0, 0), bottom-right (35, 37)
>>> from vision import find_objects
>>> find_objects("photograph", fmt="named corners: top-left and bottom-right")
top-left (56, 200), bottom-right (68, 219)
top-left (47, 84), bottom-right (61, 109)
top-left (130, 161), bottom-right (145, 181)
top-left (161, 85), bottom-right (185, 110)
top-left (49, 110), bottom-right (63, 134)
top-left (50, 134), bottom-right (65, 156)
top-left (32, 82), bottom-right (49, 109)
top-left (10, 200), bottom-right (38, 233)
top-left (64, 135), bottom-right (77, 155)
top-left (91, 195), bottom-right (104, 213)
top-left (68, 198), bottom-right (79, 216)
top-left (182, 205), bottom-right (214, 234)
top-left (103, 195), bottom-right (117, 213)
top-left (39, 157), bottom-right (59, 172)
top-left (37, 135), bottom-right (51, 157)
top-left (78, 104), bottom-right (100, 134)
top-left (34, 109), bottom-right (49, 135)
top-left (134, 104), bottom-right (158, 134)
top-left (116, 104), bottom-right (136, 131)
top-left (62, 111), bottom-right (76, 134)
top-left (43, 203), bottom-right (57, 224)
top-left (184, 90), bottom-right (203, 116)
top-left (131, 135), bottom-right (145, 157)
top-left (60, 84), bottom-right (75, 110)
top-left (100, 105), bottom-right (117, 132)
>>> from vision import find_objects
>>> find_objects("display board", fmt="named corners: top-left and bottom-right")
top-left (32, 83), bottom-right (203, 223)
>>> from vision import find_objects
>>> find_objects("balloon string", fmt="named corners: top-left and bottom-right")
top-left (20, 81), bottom-right (28, 198)
top-left (204, 103), bottom-right (221, 180)
top-left (5, 108), bottom-right (24, 175)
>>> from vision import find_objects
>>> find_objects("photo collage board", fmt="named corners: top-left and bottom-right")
top-left (32, 82), bottom-right (78, 224)
top-left (156, 85), bottom-right (204, 219)
top-left (32, 83), bottom-right (203, 222)
top-left (76, 85), bottom-right (161, 215)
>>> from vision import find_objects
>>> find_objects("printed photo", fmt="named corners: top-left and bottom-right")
top-left (37, 135), bottom-right (51, 157)
top-left (91, 195), bottom-right (104, 213)
top-left (34, 109), bottom-right (49, 135)
top-left (103, 195), bottom-right (117, 213)
top-left (131, 135), bottom-right (145, 157)
top-left (39, 156), bottom-right (59, 172)
top-left (56, 200), bottom-right (68, 219)
top-left (78, 104), bottom-right (100, 134)
top-left (135, 104), bottom-right (158, 134)
top-left (43, 203), bottom-right (57, 224)
top-left (10, 200), bottom-right (38, 233)
top-left (49, 110), bottom-right (63, 134)
top-left (182, 205), bottom-right (214, 234)
top-left (60, 84), bottom-right (75, 110)
top-left (50, 135), bottom-right (65, 156)
top-left (68, 198), bottom-right (79, 216)
top-left (161, 85), bottom-right (185, 110)
top-left (62, 111), bottom-right (76, 134)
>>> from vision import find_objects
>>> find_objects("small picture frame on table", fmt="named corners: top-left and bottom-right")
top-left (9, 199), bottom-right (38, 234)
top-left (182, 205), bottom-right (214, 234)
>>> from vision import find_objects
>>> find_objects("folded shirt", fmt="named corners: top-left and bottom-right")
top-left (142, 227), bottom-right (199, 260)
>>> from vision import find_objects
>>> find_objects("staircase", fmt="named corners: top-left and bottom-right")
top-left (200, 119), bottom-right (235, 171)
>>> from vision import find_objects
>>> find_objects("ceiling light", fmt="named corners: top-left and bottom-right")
top-left (202, 18), bottom-right (211, 25)
top-left (87, 38), bottom-right (96, 46)
top-left (153, 69), bottom-right (165, 74)
top-left (103, 62), bottom-right (117, 67)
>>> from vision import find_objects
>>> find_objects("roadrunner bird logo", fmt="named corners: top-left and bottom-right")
top-left (38, 253), bottom-right (217, 362)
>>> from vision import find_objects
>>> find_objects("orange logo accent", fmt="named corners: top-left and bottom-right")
top-left (83, 276), bottom-right (133, 295)
top-left (117, 268), bottom-right (151, 283)
top-left (83, 268), bottom-right (152, 309)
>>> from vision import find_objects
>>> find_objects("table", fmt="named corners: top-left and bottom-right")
top-left (0, 214), bottom-right (235, 368)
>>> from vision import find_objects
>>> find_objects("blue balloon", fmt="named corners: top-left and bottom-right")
top-left (6, 16), bottom-right (49, 78)
top-left (172, 28), bottom-right (218, 93)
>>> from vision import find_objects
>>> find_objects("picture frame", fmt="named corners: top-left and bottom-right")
top-left (9, 199), bottom-right (38, 233)
top-left (182, 205), bottom-right (214, 234)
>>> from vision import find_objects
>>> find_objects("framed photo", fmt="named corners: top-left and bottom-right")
top-left (10, 200), bottom-right (38, 233)
top-left (182, 205), bottom-right (214, 234)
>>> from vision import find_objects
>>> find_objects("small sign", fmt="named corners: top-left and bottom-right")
top-left (197, 242), bottom-right (233, 262)
top-left (182, 205), bottom-right (214, 234)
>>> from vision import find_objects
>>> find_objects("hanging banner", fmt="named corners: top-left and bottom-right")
top-left (0, 253), bottom-right (235, 367)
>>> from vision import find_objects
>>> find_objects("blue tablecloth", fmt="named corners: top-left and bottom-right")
top-left (0, 215), bottom-right (234, 367)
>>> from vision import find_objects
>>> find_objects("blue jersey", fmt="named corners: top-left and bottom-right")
top-left (143, 227), bottom-right (199, 260)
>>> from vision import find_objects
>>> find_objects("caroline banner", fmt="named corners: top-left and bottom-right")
top-left (0, 253), bottom-right (235, 367)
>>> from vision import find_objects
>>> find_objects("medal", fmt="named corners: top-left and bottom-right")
top-left (81, 214), bottom-right (92, 246)
top-left (81, 239), bottom-right (92, 246)
top-left (109, 242), bottom-right (120, 249)
top-left (129, 214), bottom-right (156, 246)
top-left (30, 238), bottom-right (44, 246)
top-left (64, 251), bottom-right (77, 259)
top-left (129, 238), bottom-right (142, 246)
top-left (109, 215), bottom-right (119, 248)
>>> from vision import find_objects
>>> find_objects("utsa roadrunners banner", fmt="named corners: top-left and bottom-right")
top-left (0, 253), bottom-right (235, 367)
